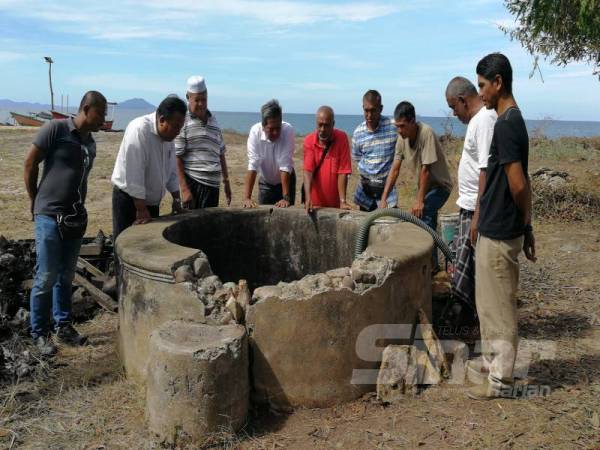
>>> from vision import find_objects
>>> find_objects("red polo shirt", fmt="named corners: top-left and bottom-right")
top-left (303, 129), bottom-right (352, 207)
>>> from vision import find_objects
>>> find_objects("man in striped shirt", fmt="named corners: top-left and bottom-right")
top-left (352, 90), bottom-right (398, 211)
top-left (175, 76), bottom-right (231, 209)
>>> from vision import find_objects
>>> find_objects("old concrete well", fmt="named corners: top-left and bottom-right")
top-left (116, 207), bottom-right (433, 412)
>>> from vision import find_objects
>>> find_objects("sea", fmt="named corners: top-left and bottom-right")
top-left (2, 107), bottom-right (600, 139)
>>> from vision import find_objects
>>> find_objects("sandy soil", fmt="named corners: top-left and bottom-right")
top-left (0, 126), bottom-right (598, 449)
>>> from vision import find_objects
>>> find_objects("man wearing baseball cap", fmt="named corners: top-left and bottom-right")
top-left (175, 75), bottom-right (232, 208)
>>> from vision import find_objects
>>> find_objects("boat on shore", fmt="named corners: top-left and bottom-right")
top-left (10, 112), bottom-right (46, 127)
top-left (51, 101), bottom-right (116, 130)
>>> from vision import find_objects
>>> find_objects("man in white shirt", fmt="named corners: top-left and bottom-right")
top-left (111, 95), bottom-right (187, 241)
top-left (243, 99), bottom-right (296, 208)
top-left (445, 76), bottom-right (497, 311)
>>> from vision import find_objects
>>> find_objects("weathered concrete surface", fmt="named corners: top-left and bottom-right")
top-left (117, 208), bottom-right (434, 410)
top-left (245, 217), bottom-right (433, 410)
top-left (146, 320), bottom-right (248, 446)
top-left (116, 218), bottom-right (204, 382)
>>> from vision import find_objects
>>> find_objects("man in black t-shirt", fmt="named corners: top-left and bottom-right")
top-left (24, 91), bottom-right (107, 356)
top-left (466, 53), bottom-right (536, 400)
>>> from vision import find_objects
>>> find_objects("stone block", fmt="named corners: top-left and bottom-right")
top-left (146, 320), bottom-right (248, 447)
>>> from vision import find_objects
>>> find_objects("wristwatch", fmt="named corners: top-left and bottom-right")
top-left (282, 194), bottom-right (291, 202)
top-left (524, 223), bottom-right (533, 232)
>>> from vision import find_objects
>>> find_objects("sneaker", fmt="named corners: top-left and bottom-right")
top-left (33, 335), bottom-right (58, 357)
top-left (54, 323), bottom-right (88, 346)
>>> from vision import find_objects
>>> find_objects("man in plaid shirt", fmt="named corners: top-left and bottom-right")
top-left (351, 90), bottom-right (398, 211)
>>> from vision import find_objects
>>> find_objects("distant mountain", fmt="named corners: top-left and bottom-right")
top-left (118, 98), bottom-right (155, 109)
top-left (0, 99), bottom-right (53, 112)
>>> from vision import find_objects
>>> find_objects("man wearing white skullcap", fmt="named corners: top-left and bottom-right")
top-left (174, 76), bottom-right (231, 208)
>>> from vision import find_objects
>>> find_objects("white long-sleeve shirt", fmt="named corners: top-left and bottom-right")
top-left (111, 112), bottom-right (179, 206)
top-left (246, 121), bottom-right (295, 185)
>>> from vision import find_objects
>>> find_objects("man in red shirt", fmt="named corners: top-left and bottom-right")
top-left (303, 106), bottom-right (352, 212)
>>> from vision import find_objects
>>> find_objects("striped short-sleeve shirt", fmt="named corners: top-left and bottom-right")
top-left (174, 110), bottom-right (225, 188)
top-left (351, 116), bottom-right (397, 179)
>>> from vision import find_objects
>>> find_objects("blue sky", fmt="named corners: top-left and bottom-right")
top-left (1, 0), bottom-right (598, 121)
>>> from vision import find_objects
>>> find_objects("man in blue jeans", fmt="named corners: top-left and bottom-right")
top-left (24, 91), bottom-right (107, 356)
top-left (381, 101), bottom-right (453, 270)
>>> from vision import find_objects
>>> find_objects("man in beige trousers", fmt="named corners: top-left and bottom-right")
top-left (467, 52), bottom-right (536, 400)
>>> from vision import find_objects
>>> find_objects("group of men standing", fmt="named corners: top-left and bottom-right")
top-left (24, 52), bottom-right (535, 400)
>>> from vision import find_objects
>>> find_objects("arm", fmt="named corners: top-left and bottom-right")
top-left (337, 174), bottom-right (351, 210)
top-left (471, 112), bottom-right (494, 242)
top-left (244, 128), bottom-right (260, 208)
top-left (303, 137), bottom-right (315, 212)
top-left (304, 170), bottom-right (314, 212)
top-left (24, 144), bottom-right (45, 219)
top-left (243, 170), bottom-right (257, 208)
top-left (132, 197), bottom-right (152, 224)
top-left (220, 153), bottom-right (232, 206)
top-left (275, 125), bottom-right (295, 208)
top-left (276, 171), bottom-right (292, 208)
top-left (337, 133), bottom-right (352, 210)
top-left (176, 156), bottom-right (193, 207)
top-left (412, 165), bottom-right (431, 218)
top-left (380, 159), bottom-right (401, 209)
top-left (505, 161), bottom-right (536, 261)
top-left (469, 169), bottom-right (487, 243)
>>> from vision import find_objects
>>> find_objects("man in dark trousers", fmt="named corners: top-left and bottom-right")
top-left (24, 91), bottom-right (107, 355)
top-left (467, 53), bottom-right (536, 400)
top-left (111, 95), bottom-right (186, 241)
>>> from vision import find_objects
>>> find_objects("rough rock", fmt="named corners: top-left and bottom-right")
top-left (174, 265), bottom-right (194, 283)
top-left (198, 275), bottom-right (222, 296)
top-left (226, 295), bottom-right (244, 323)
top-left (252, 285), bottom-right (282, 303)
top-left (297, 274), bottom-right (332, 295)
top-left (351, 255), bottom-right (393, 286)
top-left (193, 255), bottom-right (212, 278)
top-left (326, 267), bottom-right (351, 278)
top-left (341, 276), bottom-right (355, 290)
top-left (236, 280), bottom-right (251, 310)
top-left (376, 345), bottom-right (420, 402)
top-left (351, 269), bottom-right (376, 285)
top-left (222, 282), bottom-right (238, 295)
top-left (219, 311), bottom-right (234, 325)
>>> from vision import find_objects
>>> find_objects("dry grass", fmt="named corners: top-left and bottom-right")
top-left (533, 179), bottom-right (600, 221)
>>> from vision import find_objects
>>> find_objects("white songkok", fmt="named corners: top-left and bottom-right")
top-left (186, 75), bottom-right (207, 94)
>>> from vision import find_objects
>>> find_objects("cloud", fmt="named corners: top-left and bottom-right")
top-left (68, 74), bottom-right (182, 95)
top-left (0, 0), bottom-right (402, 41)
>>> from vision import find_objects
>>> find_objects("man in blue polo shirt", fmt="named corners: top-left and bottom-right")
top-left (351, 90), bottom-right (398, 211)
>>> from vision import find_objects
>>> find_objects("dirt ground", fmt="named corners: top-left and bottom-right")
top-left (0, 126), bottom-right (599, 449)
